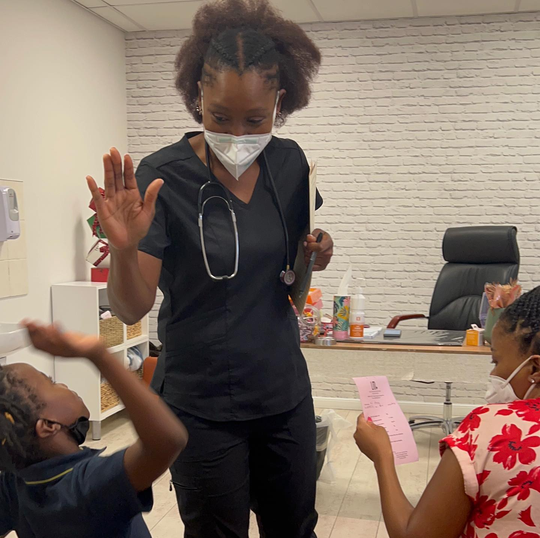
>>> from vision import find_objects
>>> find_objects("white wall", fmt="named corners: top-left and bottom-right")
top-left (0, 0), bottom-right (127, 374)
top-left (125, 12), bottom-right (540, 343)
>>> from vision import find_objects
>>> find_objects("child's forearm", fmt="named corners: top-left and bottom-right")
top-left (374, 458), bottom-right (414, 538)
top-left (90, 349), bottom-right (187, 456)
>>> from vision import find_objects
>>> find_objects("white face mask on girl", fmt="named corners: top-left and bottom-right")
top-left (201, 91), bottom-right (279, 180)
top-left (485, 356), bottom-right (537, 404)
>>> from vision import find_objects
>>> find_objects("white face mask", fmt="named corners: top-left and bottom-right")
top-left (201, 91), bottom-right (279, 180)
top-left (485, 356), bottom-right (537, 404)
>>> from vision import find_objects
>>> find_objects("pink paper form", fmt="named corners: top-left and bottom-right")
top-left (353, 376), bottom-right (419, 465)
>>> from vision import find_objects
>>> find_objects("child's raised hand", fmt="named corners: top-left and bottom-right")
top-left (22, 320), bottom-right (106, 361)
top-left (354, 413), bottom-right (394, 466)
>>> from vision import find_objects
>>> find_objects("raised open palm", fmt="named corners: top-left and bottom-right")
top-left (86, 148), bottom-right (163, 251)
top-left (23, 320), bottom-right (106, 360)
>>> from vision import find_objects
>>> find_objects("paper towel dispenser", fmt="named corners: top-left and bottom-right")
top-left (0, 187), bottom-right (20, 241)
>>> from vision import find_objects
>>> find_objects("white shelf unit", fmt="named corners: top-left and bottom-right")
top-left (52, 282), bottom-right (149, 440)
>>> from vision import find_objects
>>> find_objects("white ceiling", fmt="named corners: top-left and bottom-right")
top-left (70, 0), bottom-right (537, 32)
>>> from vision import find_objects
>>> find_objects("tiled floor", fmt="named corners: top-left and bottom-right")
top-left (80, 408), bottom-right (445, 538)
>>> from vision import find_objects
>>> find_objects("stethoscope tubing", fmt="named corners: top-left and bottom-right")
top-left (198, 141), bottom-right (292, 282)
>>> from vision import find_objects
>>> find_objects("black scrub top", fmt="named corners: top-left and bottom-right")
top-left (137, 133), bottom-right (322, 421)
top-left (0, 448), bottom-right (152, 538)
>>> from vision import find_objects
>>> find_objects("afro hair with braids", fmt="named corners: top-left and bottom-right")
top-left (0, 366), bottom-right (45, 471)
top-left (500, 286), bottom-right (540, 356)
top-left (175, 0), bottom-right (321, 124)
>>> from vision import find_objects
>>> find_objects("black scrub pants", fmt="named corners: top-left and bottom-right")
top-left (169, 395), bottom-right (318, 538)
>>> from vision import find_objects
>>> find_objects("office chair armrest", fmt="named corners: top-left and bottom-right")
top-left (387, 314), bottom-right (427, 329)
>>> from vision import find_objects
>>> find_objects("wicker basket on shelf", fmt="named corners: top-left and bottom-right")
top-left (100, 381), bottom-right (120, 412)
top-left (101, 366), bottom-right (143, 413)
top-left (100, 367), bottom-right (144, 413)
top-left (99, 316), bottom-right (124, 348)
top-left (126, 320), bottom-right (143, 340)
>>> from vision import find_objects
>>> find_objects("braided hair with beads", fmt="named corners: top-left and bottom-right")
top-left (0, 366), bottom-right (45, 471)
top-left (175, 0), bottom-right (321, 124)
top-left (499, 285), bottom-right (540, 355)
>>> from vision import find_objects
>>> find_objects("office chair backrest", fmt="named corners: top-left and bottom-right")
top-left (428, 226), bottom-right (520, 331)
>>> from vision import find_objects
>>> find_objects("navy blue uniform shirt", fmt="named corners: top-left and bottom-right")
top-left (0, 448), bottom-right (153, 538)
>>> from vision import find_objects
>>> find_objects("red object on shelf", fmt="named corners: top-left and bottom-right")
top-left (143, 356), bottom-right (157, 386)
top-left (91, 267), bottom-right (109, 282)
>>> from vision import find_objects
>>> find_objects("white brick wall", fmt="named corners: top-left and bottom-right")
top-left (126, 12), bottom-right (540, 344)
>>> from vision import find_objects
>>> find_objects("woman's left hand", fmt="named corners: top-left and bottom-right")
top-left (304, 229), bottom-right (333, 271)
top-left (354, 413), bottom-right (394, 467)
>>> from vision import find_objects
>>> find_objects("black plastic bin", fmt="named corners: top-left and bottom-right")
top-left (315, 415), bottom-right (330, 481)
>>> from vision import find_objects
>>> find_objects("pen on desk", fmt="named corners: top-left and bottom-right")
top-left (299, 232), bottom-right (324, 296)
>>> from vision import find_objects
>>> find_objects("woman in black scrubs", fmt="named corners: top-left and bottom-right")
top-left (87, 1), bottom-right (333, 536)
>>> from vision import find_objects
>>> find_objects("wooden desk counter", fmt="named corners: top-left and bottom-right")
top-left (302, 339), bottom-right (492, 411)
top-left (302, 341), bottom-right (491, 355)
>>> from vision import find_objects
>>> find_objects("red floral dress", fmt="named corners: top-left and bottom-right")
top-left (440, 399), bottom-right (540, 538)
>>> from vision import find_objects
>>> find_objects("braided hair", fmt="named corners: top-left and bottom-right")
top-left (499, 286), bottom-right (540, 355)
top-left (175, 0), bottom-right (321, 124)
top-left (0, 366), bottom-right (45, 471)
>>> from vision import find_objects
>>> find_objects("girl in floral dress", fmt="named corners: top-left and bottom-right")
top-left (354, 286), bottom-right (540, 538)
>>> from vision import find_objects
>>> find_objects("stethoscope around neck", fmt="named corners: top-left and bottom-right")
top-left (197, 141), bottom-right (295, 285)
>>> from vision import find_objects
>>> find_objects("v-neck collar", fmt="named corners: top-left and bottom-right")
top-left (225, 166), bottom-right (263, 209)
top-left (183, 132), bottom-right (264, 208)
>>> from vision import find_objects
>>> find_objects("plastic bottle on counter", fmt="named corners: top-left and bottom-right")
top-left (349, 287), bottom-right (366, 341)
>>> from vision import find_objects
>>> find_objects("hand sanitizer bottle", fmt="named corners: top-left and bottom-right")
top-left (349, 287), bottom-right (366, 341)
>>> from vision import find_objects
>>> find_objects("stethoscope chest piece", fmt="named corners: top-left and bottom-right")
top-left (280, 269), bottom-right (296, 286)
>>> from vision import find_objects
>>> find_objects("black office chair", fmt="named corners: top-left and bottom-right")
top-left (388, 225), bottom-right (520, 434)
top-left (389, 225), bottom-right (520, 331)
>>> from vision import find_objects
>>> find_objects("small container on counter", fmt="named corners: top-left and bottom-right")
top-left (315, 335), bottom-right (336, 346)
top-left (333, 295), bottom-right (350, 341)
